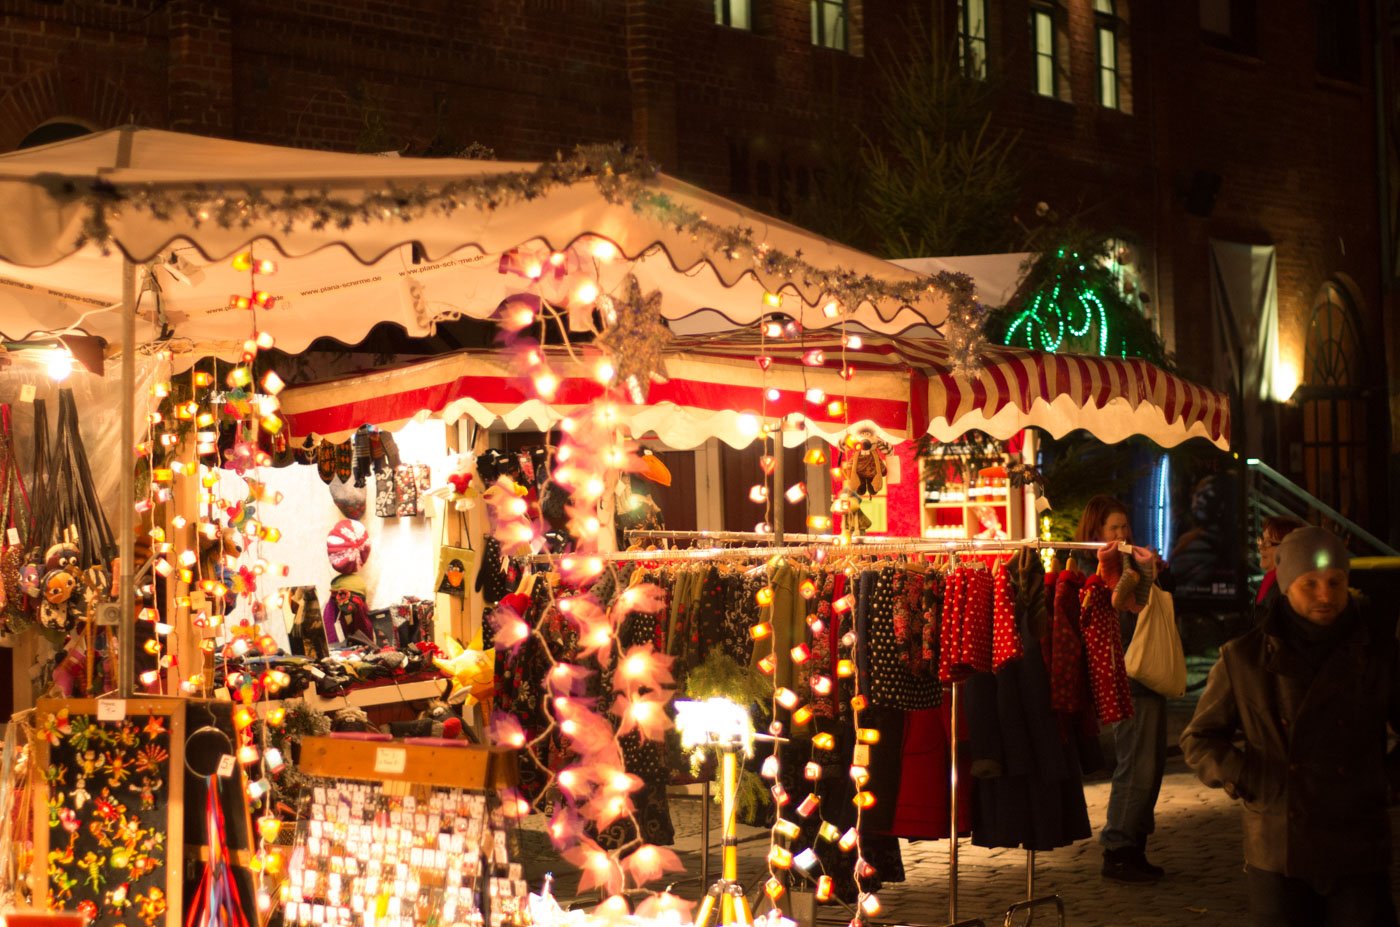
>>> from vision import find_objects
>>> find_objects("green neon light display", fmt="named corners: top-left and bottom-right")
top-left (994, 243), bottom-right (1164, 364)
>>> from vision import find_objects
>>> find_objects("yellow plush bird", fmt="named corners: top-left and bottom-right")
top-left (433, 637), bottom-right (495, 707)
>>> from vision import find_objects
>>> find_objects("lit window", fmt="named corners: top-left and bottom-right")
top-left (1031, 5), bottom-right (1056, 98)
top-left (715, 0), bottom-right (751, 30)
top-left (958, 0), bottom-right (987, 80)
top-left (1095, 0), bottom-right (1119, 109)
top-left (811, 0), bottom-right (847, 51)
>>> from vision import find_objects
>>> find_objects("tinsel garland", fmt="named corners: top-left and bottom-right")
top-left (46, 144), bottom-right (989, 373)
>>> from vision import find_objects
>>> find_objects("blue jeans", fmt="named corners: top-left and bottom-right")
top-left (1100, 684), bottom-right (1167, 851)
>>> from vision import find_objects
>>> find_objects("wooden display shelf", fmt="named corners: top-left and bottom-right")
top-left (919, 456), bottom-right (1024, 541)
top-left (297, 735), bottom-right (518, 791)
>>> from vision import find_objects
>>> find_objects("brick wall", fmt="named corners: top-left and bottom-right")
top-left (0, 0), bottom-right (1387, 520)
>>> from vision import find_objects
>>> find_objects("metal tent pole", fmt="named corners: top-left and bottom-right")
top-left (115, 127), bottom-right (137, 698)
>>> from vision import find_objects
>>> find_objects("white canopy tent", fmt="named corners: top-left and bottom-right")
top-left (0, 128), bottom-right (953, 360)
top-left (0, 126), bottom-right (966, 695)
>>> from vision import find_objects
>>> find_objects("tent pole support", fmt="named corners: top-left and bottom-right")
top-left (116, 258), bottom-right (136, 697)
top-left (772, 431), bottom-right (784, 546)
top-left (115, 125), bottom-right (138, 697)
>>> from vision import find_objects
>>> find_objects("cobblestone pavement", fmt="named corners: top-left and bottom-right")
top-left (522, 700), bottom-right (1400, 926)
top-left (526, 755), bottom-right (1400, 926)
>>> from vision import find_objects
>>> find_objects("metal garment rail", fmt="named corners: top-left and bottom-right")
top-left (526, 532), bottom-right (1096, 925)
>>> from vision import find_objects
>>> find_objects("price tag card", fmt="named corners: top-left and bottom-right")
top-left (18, 384), bottom-right (34, 403)
top-left (217, 754), bottom-right (237, 778)
top-left (96, 699), bottom-right (126, 721)
top-left (374, 747), bottom-right (407, 775)
top-left (1118, 542), bottom-right (1133, 554)
top-left (6, 527), bottom-right (18, 546)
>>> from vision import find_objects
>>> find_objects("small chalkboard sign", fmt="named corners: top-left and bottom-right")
top-left (31, 698), bottom-right (185, 927)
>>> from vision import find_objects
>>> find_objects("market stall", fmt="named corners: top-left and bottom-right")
top-left (0, 126), bottom-right (1232, 927)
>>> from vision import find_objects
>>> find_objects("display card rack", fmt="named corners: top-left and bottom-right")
top-left (287, 736), bottom-right (522, 927)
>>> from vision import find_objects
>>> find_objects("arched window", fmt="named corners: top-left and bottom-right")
top-left (17, 120), bottom-right (92, 150)
top-left (1299, 281), bottom-right (1367, 520)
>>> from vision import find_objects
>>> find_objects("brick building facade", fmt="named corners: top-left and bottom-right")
top-left (0, 0), bottom-right (1391, 533)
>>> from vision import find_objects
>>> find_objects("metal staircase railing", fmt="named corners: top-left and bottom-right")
top-left (1244, 458), bottom-right (1399, 558)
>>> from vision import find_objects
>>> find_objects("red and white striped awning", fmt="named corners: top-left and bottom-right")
top-left (279, 332), bottom-right (1230, 451)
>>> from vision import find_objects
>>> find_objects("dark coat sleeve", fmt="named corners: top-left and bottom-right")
top-left (1387, 617), bottom-right (1400, 794)
top-left (1180, 653), bottom-right (1249, 800)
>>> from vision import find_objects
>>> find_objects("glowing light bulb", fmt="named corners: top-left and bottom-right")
top-left (574, 280), bottom-right (600, 304)
top-left (590, 239), bottom-right (619, 261)
top-left (533, 371), bottom-right (559, 399)
top-left (822, 299), bottom-right (840, 318)
top-left (47, 348), bottom-right (74, 382)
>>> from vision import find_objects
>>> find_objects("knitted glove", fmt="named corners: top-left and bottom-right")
top-left (1096, 543), bottom-right (1123, 586)
top-left (1129, 548), bottom-right (1158, 610)
top-left (1111, 553), bottom-right (1141, 613)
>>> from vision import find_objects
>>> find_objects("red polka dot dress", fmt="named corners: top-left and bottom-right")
top-left (991, 559), bottom-right (1023, 670)
top-left (1079, 575), bottom-right (1135, 725)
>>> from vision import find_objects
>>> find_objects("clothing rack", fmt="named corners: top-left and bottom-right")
top-left (526, 538), bottom-right (1104, 566)
top-left (523, 531), bottom-right (1092, 925)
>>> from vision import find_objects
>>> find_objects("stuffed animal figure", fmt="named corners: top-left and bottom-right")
top-left (841, 438), bottom-right (888, 499)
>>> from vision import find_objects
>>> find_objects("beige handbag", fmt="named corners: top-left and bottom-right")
top-left (1123, 585), bottom-right (1187, 698)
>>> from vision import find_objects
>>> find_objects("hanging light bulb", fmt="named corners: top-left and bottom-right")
top-left (47, 347), bottom-right (74, 382)
top-left (786, 482), bottom-right (807, 503)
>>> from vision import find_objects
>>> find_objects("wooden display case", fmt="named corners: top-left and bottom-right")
top-left (919, 456), bottom-right (1025, 542)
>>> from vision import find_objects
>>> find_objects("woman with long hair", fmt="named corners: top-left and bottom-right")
top-left (1074, 494), bottom-right (1167, 883)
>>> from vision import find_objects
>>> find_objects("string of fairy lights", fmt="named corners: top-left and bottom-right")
top-left (129, 247), bottom-right (297, 914)
top-left (51, 148), bottom-right (999, 921)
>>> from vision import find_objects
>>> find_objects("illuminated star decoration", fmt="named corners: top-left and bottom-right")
top-left (596, 275), bottom-right (671, 403)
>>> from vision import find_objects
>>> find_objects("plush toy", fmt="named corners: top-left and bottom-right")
top-left (841, 438), bottom-right (888, 499)
top-left (36, 542), bottom-right (86, 633)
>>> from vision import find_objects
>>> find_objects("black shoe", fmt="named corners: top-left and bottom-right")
top-left (1132, 847), bottom-right (1165, 879)
top-left (1102, 848), bottom-right (1161, 883)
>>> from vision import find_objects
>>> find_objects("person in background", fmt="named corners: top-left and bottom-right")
top-left (1073, 495), bottom-right (1168, 883)
top-left (1254, 515), bottom-right (1307, 621)
top-left (1181, 526), bottom-right (1400, 927)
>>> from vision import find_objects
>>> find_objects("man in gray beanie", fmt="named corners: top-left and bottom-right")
top-left (1182, 525), bottom-right (1400, 926)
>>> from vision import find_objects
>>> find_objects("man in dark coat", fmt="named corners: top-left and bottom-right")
top-left (1181, 526), bottom-right (1400, 926)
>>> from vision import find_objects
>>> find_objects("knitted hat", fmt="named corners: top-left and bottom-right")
top-left (1275, 526), bottom-right (1349, 592)
top-left (326, 519), bottom-right (371, 574)
top-left (330, 572), bottom-right (368, 597)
